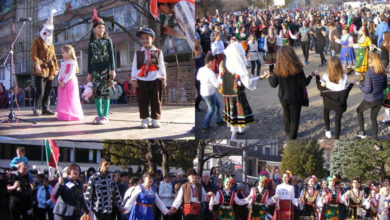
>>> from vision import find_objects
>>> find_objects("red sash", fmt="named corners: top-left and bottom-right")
top-left (138, 64), bottom-right (158, 77)
top-left (183, 203), bottom-right (200, 215)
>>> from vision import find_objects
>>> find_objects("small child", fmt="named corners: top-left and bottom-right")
top-left (57, 45), bottom-right (84, 121)
top-left (9, 147), bottom-right (28, 169)
top-left (131, 28), bottom-right (166, 128)
top-left (81, 74), bottom-right (93, 103)
top-left (88, 9), bottom-right (116, 125)
top-left (9, 147), bottom-right (33, 183)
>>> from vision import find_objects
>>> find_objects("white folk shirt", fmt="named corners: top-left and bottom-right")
top-left (211, 40), bottom-right (225, 55)
top-left (247, 186), bottom-right (275, 206)
top-left (121, 185), bottom-right (169, 215)
top-left (172, 184), bottom-right (207, 209)
top-left (197, 66), bottom-right (219, 97)
top-left (342, 188), bottom-right (370, 209)
top-left (275, 183), bottom-right (298, 206)
top-left (58, 60), bottom-right (77, 83)
top-left (213, 189), bottom-right (248, 206)
top-left (131, 46), bottom-right (166, 81)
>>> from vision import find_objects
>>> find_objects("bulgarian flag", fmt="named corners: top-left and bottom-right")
top-left (45, 140), bottom-right (60, 168)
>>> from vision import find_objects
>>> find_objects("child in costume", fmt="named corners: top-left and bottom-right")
top-left (337, 26), bottom-right (356, 74)
top-left (88, 9), bottom-right (116, 125)
top-left (273, 171), bottom-right (298, 220)
top-left (318, 176), bottom-right (347, 220)
top-left (298, 175), bottom-right (320, 219)
top-left (131, 28), bottom-right (166, 128)
top-left (342, 179), bottom-right (370, 220)
top-left (57, 45), bottom-right (84, 121)
top-left (247, 176), bottom-right (275, 220)
top-left (381, 32), bottom-right (390, 124)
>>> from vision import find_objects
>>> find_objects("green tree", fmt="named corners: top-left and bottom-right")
top-left (281, 140), bottom-right (325, 179)
top-left (330, 140), bottom-right (386, 182)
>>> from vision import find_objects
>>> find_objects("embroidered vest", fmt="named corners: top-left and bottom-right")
top-left (136, 49), bottom-right (160, 70)
top-left (304, 189), bottom-right (319, 204)
top-left (182, 182), bottom-right (202, 204)
top-left (326, 188), bottom-right (340, 204)
top-left (348, 190), bottom-right (363, 206)
top-left (218, 189), bottom-right (235, 206)
top-left (219, 60), bottom-right (241, 96)
top-left (255, 187), bottom-right (268, 203)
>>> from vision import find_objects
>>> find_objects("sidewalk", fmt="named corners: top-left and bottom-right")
top-left (0, 104), bottom-right (194, 139)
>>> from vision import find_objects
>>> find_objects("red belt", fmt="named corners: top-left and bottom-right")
top-left (183, 202), bottom-right (200, 215)
top-left (136, 202), bottom-right (153, 207)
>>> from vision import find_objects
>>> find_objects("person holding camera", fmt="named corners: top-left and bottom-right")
top-left (7, 161), bottom-right (33, 220)
top-left (30, 9), bottom-right (59, 116)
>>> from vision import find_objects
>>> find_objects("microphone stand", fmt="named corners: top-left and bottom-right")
top-left (1, 20), bottom-right (36, 124)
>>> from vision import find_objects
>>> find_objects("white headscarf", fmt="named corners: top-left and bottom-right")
top-left (224, 41), bottom-right (257, 90)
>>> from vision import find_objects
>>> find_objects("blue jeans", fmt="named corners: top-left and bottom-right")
top-left (202, 94), bottom-right (222, 128)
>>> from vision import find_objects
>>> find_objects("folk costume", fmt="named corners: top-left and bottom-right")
top-left (273, 174), bottom-right (298, 220)
top-left (337, 33), bottom-right (356, 70)
top-left (30, 9), bottom-right (59, 116)
top-left (235, 30), bottom-right (249, 58)
top-left (88, 9), bottom-right (116, 124)
top-left (218, 41), bottom-right (259, 139)
top-left (124, 184), bottom-right (169, 220)
top-left (247, 176), bottom-right (274, 220)
top-left (171, 169), bottom-right (207, 220)
top-left (131, 28), bottom-right (166, 128)
top-left (57, 59), bottom-right (84, 121)
top-left (279, 23), bottom-right (297, 46)
top-left (342, 187), bottom-right (370, 219)
top-left (213, 178), bottom-right (249, 220)
top-left (355, 34), bottom-right (372, 74)
top-left (318, 177), bottom-right (346, 220)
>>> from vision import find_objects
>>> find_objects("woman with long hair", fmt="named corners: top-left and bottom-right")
top-left (355, 26), bottom-right (372, 77)
top-left (355, 52), bottom-right (388, 140)
top-left (273, 171), bottom-right (297, 220)
top-left (316, 56), bottom-right (352, 139)
top-left (337, 26), bottom-right (356, 74)
top-left (298, 176), bottom-right (320, 219)
top-left (264, 46), bottom-right (312, 139)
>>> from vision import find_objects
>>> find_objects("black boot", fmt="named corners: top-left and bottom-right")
top-left (42, 106), bottom-right (55, 115)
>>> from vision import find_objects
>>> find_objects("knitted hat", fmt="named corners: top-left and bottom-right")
top-left (91, 9), bottom-right (105, 27)
top-left (136, 28), bottom-right (156, 38)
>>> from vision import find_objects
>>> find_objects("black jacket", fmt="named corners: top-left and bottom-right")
top-left (316, 75), bottom-right (354, 112)
top-left (269, 70), bottom-right (312, 105)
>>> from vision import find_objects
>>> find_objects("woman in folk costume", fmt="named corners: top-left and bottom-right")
top-left (218, 41), bottom-right (261, 140)
top-left (88, 9), bottom-right (116, 125)
top-left (56, 45), bottom-right (84, 121)
top-left (355, 26), bottom-right (372, 77)
top-left (235, 26), bottom-right (250, 58)
top-left (122, 172), bottom-right (169, 220)
top-left (279, 23), bottom-right (297, 46)
top-left (342, 179), bottom-right (370, 220)
top-left (318, 176), bottom-right (347, 220)
top-left (298, 175), bottom-right (321, 220)
top-left (272, 171), bottom-right (298, 220)
top-left (380, 32), bottom-right (390, 124)
top-left (365, 187), bottom-right (379, 219)
top-left (263, 27), bottom-right (278, 73)
top-left (247, 176), bottom-right (275, 220)
top-left (212, 177), bottom-right (249, 220)
top-left (155, 0), bottom-right (195, 51)
top-left (337, 26), bottom-right (356, 74)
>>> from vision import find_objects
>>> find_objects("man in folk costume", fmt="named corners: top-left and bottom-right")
top-left (342, 179), bottom-right (370, 220)
top-left (152, 0), bottom-right (195, 51)
top-left (218, 41), bottom-right (261, 140)
top-left (247, 176), bottom-right (275, 220)
top-left (170, 168), bottom-right (211, 220)
top-left (273, 171), bottom-right (298, 220)
top-left (30, 9), bottom-right (59, 116)
top-left (298, 175), bottom-right (321, 220)
top-left (318, 176), bottom-right (347, 220)
top-left (212, 177), bottom-right (249, 220)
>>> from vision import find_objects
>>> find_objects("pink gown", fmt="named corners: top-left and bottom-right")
top-left (57, 60), bottom-right (84, 121)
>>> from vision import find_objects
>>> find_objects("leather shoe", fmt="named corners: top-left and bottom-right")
top-left (42, 109), bottom-right (55, 115)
